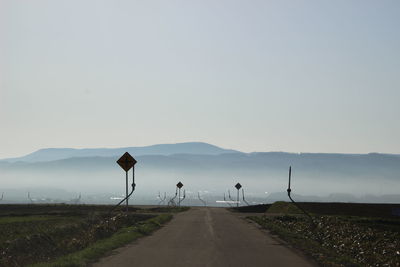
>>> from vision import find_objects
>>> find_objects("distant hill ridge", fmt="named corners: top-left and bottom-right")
top-left (1, 142), bottom-right (399, 165)
top-left (1, 142), bottom-right (240, 163)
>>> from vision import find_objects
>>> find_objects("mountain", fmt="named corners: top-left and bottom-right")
top-left (0, 148), bottom-right (399, 203)
top-left (2, 152), bottom-right (399, 178)
top-left (0, 142), bottom-right (240, 163)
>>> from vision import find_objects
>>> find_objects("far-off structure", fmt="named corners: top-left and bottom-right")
top-left (225, 182), bottom-right (250, 207)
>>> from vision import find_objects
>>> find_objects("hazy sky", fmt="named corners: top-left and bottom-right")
top-left (1, 0), bottom-right (399, 158)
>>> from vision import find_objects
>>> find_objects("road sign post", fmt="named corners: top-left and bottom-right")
top-left (286, 166), bottom-right (315, 228)
top-left (235, 183), bottom-right (242, 207)
top-left (176, 182), bottom-right (183, 207)
top-left (117, 152), bottom-right (137, 212)
top-left (125, 171), bottom-right (128, 210)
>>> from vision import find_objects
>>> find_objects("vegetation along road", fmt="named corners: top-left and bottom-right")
top-left (94, 207), bottom-right (315, 267)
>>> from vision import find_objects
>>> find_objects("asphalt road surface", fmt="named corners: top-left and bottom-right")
top-left (94, 207), bottom-right (316, 267)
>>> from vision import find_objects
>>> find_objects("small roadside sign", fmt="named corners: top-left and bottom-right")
top-left (177, 182), bottom-right (183, 189)
top-left (235, 183), bottom-right (242, 190)
top-left (117, 152), bottom-right (137, 172)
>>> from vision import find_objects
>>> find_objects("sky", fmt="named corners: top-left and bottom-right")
top-left (1, 0), bottom-right (399, 158)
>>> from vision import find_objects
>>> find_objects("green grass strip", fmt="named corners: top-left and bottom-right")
top-left (31, 214), bottom-right (173, 267)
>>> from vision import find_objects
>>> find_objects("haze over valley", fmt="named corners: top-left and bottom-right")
top-left (1, 142), bottom-right (399, 205)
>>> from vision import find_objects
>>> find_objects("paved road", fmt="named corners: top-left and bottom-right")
top-left (93, 207), bottom-right (316, 267)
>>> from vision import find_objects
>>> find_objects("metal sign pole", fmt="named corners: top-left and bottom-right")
top-left (287, 166), bottom-right (315, 228)
top-left (116, 152), bottom-right (137, 213)
top-left (132, 165), bottom-right (136, 192)
top-left (110, 152), bottom-right (137, 217)
top-left (176, 182), bottom-right (183, 207)
top-left (237, 189), bottom-right (239, 207)
top-left (125, 170), bottom-right (129, 212)
top-left (178, 187), bottom-right (181, 207)
top-left (234, 183), bottom-right (242, 207)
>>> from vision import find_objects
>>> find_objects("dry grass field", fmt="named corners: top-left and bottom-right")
top-left (250, 202), bottom-right (400, 266)
top-left (0, 204), bottom-right (179, 266)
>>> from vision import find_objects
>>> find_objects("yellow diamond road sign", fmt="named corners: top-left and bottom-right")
top-left (117, 152), bottom-right (137, 172)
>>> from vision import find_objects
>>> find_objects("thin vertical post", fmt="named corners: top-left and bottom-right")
top-left (178, 188), bottom-right (181, 207)
top-left (287, 166), bottom-right (315, 228)
top-left (132, 166), bottom-right (135, 191)
top-left (237, 189), bottom-right (239, 207)
top-left (126, 170), bottom-right (129, 212)
top-left (132, 165), bottom-right (135, 203)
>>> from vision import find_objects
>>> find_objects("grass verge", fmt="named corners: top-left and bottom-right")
top-left (249, 215), bottom-right (400, 266)
top-left (31, 214), bottom-right (173, 267)
top-left (249, 216), bottom-right (357, 266)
